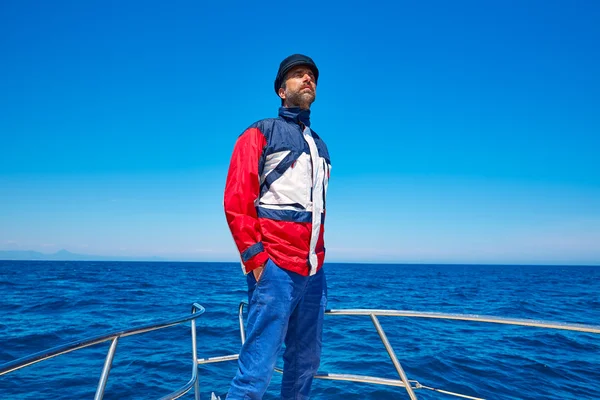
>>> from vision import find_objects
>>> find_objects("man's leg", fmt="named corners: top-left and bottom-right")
top-left (227, 260), bottom-right (308, 400)
top-left (280, 268), bottom-right (327, 400)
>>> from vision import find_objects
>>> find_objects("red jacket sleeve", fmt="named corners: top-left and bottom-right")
top-left (224, 127), bottom-right (269, 272)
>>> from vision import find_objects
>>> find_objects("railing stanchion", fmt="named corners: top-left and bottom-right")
top-left (370, 314), bottom-right (418, 400)
top-left (94, 337), bottom-right (119, 400)
top-left (238, 302), bottom-right (247, 344)
top-left (192, 304), bottom-right (201, 400)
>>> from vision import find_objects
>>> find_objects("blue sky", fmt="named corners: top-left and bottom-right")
top-left (1, 1), bottom-right (599, 264)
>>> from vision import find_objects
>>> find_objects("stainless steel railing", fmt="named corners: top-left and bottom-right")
top-left (321, 309), bottom-right (600, 399)
top-left (3, 302), bottom-right (599, 399)
top-left (197, 303), bottom-right (600, 400)
top-left (0, 303), bottom-right (205, 400)
top-left (325, 309), bottom-right (600, 333)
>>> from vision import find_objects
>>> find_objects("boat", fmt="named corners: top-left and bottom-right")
top-left (1, 302), bottom-right (599, 399)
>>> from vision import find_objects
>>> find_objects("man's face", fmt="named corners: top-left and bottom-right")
top-left (279, 65), bottom-right (317, 110)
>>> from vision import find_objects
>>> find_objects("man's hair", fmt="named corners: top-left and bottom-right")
top-left (280, 81), bottom-right (286, 106)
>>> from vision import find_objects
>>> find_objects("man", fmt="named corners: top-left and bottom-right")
top-left (224, 54), bottom-right (331, 399)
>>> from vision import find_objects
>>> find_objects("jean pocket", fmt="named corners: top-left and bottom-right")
top-left (255, 259), bottom-right (271, 287)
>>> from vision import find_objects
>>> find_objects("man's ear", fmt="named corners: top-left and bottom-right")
top-left (278, 87), bottom-right (286, 100)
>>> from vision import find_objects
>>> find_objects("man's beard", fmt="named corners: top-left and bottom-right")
top-left (285, 88), bottom-right (316, 109)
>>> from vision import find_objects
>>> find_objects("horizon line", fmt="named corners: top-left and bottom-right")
top-left (0, 249), bottom-right (598, 267)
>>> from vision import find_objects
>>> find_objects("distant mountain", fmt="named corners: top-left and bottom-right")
top-left (0, 249), bottom-right (166, 262)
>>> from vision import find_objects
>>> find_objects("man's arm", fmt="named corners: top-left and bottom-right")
top-left (224, 127), bottom-right (269, 274)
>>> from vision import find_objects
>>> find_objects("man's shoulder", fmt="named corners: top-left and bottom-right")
top-left (247, 117), bottom-right (280, 131)
top-left (240, 117), bottom-right (284, 138)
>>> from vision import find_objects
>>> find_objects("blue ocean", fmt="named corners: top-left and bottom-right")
top-left (0, 261), bottom-right (598, 399)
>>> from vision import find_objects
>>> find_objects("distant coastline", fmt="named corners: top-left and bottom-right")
top-left (0, 249), bottom-right (166, 262)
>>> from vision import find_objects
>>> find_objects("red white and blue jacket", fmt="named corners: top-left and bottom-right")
top-left (224, 107), bottom-right (331, 277)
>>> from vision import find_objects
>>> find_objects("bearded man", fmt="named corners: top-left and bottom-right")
top-left (224, 54), bottom-right (331, 400)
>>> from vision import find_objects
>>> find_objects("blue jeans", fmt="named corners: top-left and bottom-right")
top-left (227, 259), bottom-right (328, 400)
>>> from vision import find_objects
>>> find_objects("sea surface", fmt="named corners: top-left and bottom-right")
top-left (0, 261), bottom-right (599, 400)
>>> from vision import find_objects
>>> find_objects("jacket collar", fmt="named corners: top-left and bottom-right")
top-left (278, 107), bottom-right (311, 127)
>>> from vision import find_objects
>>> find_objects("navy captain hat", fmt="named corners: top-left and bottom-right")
top-left (274, 54), bottom-right (319, 94)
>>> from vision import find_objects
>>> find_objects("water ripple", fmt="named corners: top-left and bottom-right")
top-left (0, 261), bottom-right (598, 399)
